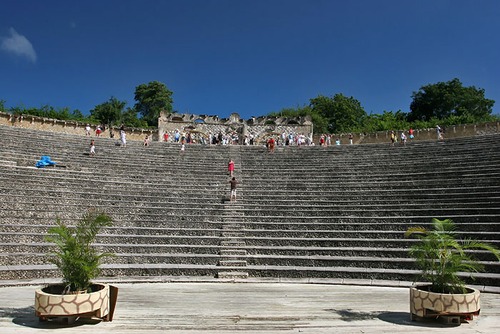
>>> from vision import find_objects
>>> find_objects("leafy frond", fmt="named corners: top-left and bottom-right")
top-left (404, 226), bottom-right (427, 238)
top-left (405, 218), bottom-right (500, 293)
top-left (461, 240), bottom-right (500, 261)
top-left (431, 218), bottom-right (456, 234)
top-left (44, 210), bottom-right (113, 292)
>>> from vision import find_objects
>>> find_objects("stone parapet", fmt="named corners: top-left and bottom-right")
top-left (1, 110), bottom-right (498, 144)
top-left (358, 122), bottom-right (500, 144)
top-left (0, 111), bottom-right (156, 141)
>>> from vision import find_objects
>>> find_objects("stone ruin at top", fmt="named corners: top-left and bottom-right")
top-left (158, 112), bottom-right (313, 144)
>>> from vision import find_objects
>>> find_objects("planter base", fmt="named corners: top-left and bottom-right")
top-left (410, 285), bottom-right (480, 323)
top-left (35, 284), bottom-right (118, 322)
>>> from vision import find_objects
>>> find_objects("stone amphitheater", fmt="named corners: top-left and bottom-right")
top-left (2, 123), bottom-right (500, 333)
top-left (0, 122), bottom-right (499, 289)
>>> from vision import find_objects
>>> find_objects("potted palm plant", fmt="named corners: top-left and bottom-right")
top-left (405, 218), bottom-right (500, 323)
top-left (35, 209), bottom-right (118, 323)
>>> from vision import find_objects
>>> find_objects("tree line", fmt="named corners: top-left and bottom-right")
top-left (1, 78), bottom-right (497, 134)
top-left (0, 81), bottom-right (172, 129)
top-left (269, 78), bottom-right (497, 134)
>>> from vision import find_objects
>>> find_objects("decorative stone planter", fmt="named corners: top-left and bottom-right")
top-left (35, 283), bottom-right (118, 322)
top-left (410, 285), bottom-right (480, 321)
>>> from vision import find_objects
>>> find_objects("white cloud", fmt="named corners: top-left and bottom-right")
top-left (1, 27), bottom-right (37, 63)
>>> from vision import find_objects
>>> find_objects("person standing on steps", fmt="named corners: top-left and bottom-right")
top-left (96, 125), bottom-right (102, 137)
top-left (228, 159), bottom-right (235, 177)
top-left (89, 139), bottom-right (95, 156)
top-left (267, 137), bottom-right (275, 153)
top-left (120, 128), bottom-right (127, 147)
top-left (229, 177), bottom-right (238, 202)
top-left (400, 131), bottom-right (407, 146)
top-left (437, 125), bottom-right (444, 141)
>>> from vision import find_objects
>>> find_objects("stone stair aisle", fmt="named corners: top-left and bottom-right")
top-left (217, 146), bottom-right (248, 279)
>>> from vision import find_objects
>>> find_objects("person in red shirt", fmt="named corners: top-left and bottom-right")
top-left (228, 159), bottom-right (235, 177)
top-left (268, 137), bottom-right (275, 153)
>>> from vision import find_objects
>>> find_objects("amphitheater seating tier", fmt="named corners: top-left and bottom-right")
top-left (0, 124), bottom-right (499, 287)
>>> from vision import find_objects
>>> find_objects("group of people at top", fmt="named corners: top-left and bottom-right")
top-left (390, 126), bottom-right (444, 147)
top-left (318, 133), bottom-right (354, 146)
top-left (391, 129), bottom-right (413, 146)
top-left (86, 124), bottom-right (127, 156)
top-left (163, 129), bottom-right (319, 147)
top-left (86, 125), bottom-right (446, 157)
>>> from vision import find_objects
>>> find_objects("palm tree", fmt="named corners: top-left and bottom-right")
top-left (405, 218), bottom-right (500, 294)
top-left (45, 210), bottom-right (113, 292)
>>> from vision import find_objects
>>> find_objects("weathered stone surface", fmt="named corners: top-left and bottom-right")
top-left (2, 282), bottom-right (500, 332)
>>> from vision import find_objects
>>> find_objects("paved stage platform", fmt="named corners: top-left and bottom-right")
top-left (1, 278), bottom-right (499, 333)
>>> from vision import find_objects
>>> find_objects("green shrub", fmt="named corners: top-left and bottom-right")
top-left (405, 218), bottom-right (500, 294)
top-left (45, 210), bottom-right (113, 292)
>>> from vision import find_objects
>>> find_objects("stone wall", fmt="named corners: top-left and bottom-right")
top-left (2, 110), bottom-right (498, 144)
top-left (0, 111), bottom-right (157, 141)
top-left (158, 112), bottom-right (314, 144)
top-left (358, 122), bottom-right (500, 144)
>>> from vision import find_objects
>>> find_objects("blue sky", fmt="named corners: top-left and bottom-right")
top-left (1, 0), bottom-right (499, 120)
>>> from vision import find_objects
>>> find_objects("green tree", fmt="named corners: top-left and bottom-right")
top-left (71, 109), bottom-right (85, 121)
top-left (310, 94), bottom-right (367, 133)
top-left (134, 81), bottom-right (173, 126)
top-left (269, 105), bottom-right (328, 134)
top-left (58, 106), bottom-right (71, 120)
top-left (408, 78), bottom-right (495, 122)
top-left (122, 107), bottom-right (148, 128)
top-left (362, 110), bottom-right (410, 132)
top-left (90, 97), bottom-right (126, 127)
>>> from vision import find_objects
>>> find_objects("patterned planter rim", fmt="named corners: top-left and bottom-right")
top-left (410, 284), bottom-right (481, 318)
top-left (35, 283), bottom-right (110, 318)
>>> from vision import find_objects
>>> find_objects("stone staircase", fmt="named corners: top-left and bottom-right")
top-left (217, 203), bottom-right (248, 279)
top-left (0, 124), bottom-right (499, 287)
top-left (217, 145), bottom-right (248, 279)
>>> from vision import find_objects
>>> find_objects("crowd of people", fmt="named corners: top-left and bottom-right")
top-left (389, 126), bottom-right (444, 147)
top-left (163, 129), bottom-right (316, 147)
top-left (84, 123), bottom-right (446, 157)
top-left (85, 123), bottom-right (128, 156)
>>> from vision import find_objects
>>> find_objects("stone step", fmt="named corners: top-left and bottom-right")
top-left (224, 205), bottom-right (244, 209)
top-left (216, 271), bottom-right (249, 279)
top-left (221, 240), bottom-right (246, 247)
top-left (221, 232), bottom-right (245, 238)
top-left (222, 222), bottom-right (246, 227)
top-left (222, 224), bottom-right (244, 229)
top-left (0, 160), bottom-right (17, 167)
top-left (219, 257), bottom-right (247, 263)
top-left (223, 212), bottom-right (245, 217)
top-left (220, 249), bottom-right (247, 256)
top-left (218, 260), bottom-right (247, 267)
